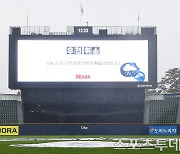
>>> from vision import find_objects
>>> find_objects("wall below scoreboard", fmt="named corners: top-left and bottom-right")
top-left (22, 88), bottom-right (145, 123)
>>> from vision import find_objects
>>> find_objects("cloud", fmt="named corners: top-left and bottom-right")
top-left (123, 64), bottom-right (137, 71)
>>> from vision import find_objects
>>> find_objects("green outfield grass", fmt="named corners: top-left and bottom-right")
top-left (0, 135), bottom-right (179, 154)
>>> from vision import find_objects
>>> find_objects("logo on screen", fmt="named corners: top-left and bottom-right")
top-left (67, 46), bottom-right (100, 55)
top-left (76, 74), bottom-right (91, 79)
top-left (120, 63), bottom-right (145, 82)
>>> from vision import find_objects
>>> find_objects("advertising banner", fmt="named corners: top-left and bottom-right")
top-left (0, 126), bottom-right (19, 135)
top-left (149, 126), bottom-right (177, 135)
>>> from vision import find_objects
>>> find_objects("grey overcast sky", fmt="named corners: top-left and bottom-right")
top-left (0, 0), bottom-right (180, 93)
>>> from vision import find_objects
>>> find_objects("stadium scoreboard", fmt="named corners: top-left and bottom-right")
top-left (9, 26), bottom-right (157, 89)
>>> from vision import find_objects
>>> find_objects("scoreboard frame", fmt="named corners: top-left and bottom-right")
top-left (9, 27), bottom-right (157, 89)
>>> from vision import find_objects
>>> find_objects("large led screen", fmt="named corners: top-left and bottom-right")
top-left (18, 40), bottom-right (148, 82)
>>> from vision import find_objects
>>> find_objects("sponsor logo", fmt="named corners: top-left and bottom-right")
top-left (137, 84), bottom-right (153, 88)
top-left (0, 126), bottom-right (19, 135)
top-left (76, 74), bottom-right (90, 79)
top-left (80, 125), bottom-right (88, 130)
top-left (149, 126), bottom-right (177, 135)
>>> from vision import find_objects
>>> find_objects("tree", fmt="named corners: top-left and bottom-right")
top-left (146, 68), bottom-right (180, 94)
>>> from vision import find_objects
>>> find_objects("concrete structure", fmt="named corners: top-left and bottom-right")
top-left (144, 93), bottom-right (180, 124)
top-left (0, 93), bottom-right (23, 124)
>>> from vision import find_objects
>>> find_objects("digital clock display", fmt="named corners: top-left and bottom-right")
top-left (74, 26), bottom-right (92, 35)
top-left (78, 28), bottom-right (89, 33)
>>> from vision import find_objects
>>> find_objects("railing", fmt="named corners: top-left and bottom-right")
top-left (93, 26), bottom-right (141, 35)
top-left (10, 26), bottom-right (156, 36)
top-left (19, 26), bottom-right (71, 35)
top-left (20, 26), bottom-right (50, 35)
top-left (67, 26), bottom-right (156, 35)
